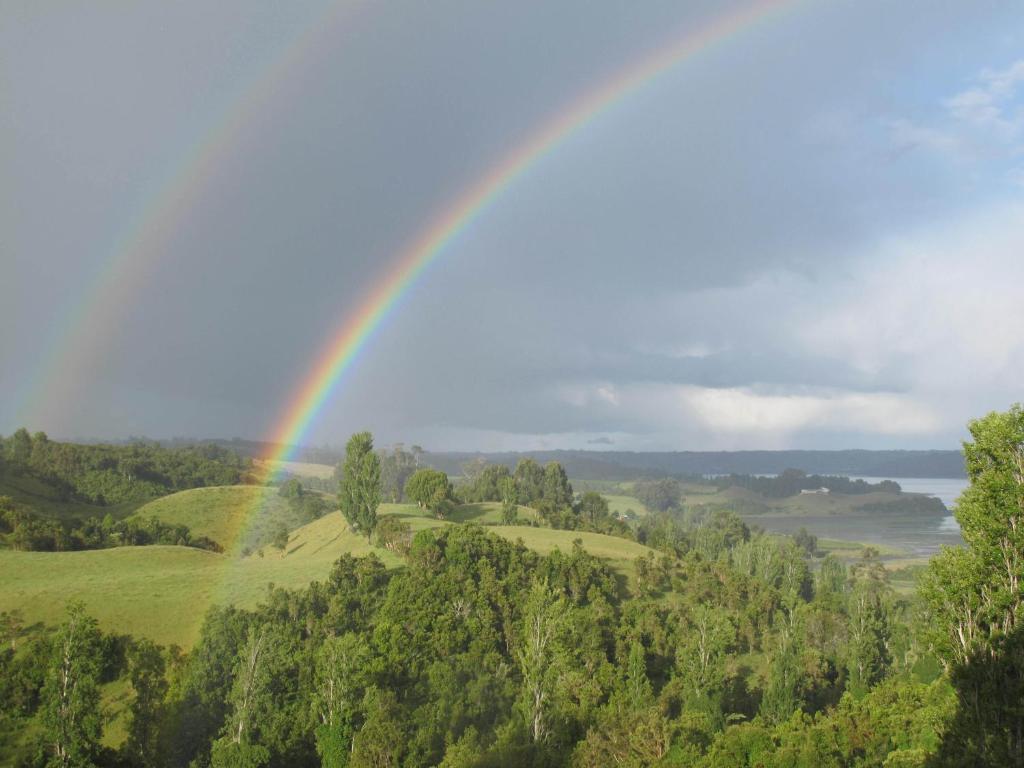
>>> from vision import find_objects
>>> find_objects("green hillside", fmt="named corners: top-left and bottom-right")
top-left (387, 500), bottom-right (540, 525)
top-left (256, 458), bottom-right (335, 479)
top-left (0, 506), bottom-right (657, 647)
top-left (130, 484), bottom-right (332, 554)
top-left (601, 493), bottom-right (650, 518)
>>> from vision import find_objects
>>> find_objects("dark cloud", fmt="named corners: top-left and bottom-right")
top-left (3, 1), bottom-right (1023, 450)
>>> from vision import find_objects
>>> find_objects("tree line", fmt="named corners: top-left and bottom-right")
top-left (335, 433), bottom-right (630, 546)
top-left (0, 429), bottom-right (251, 507)
top-left (711, 469), bottom-right (902, 498)
top-left (0, 497), bottom-right (222, 552)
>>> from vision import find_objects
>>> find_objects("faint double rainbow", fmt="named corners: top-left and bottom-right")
top-left (23, 1), bottom-right (801, 552)
top-left (18, 0), bottom-right (365, 430)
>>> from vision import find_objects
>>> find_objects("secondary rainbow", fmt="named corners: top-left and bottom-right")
top-left (258, 0), bottom-right (799, 474)
top-left (20, 0), bottom-right (365, 430)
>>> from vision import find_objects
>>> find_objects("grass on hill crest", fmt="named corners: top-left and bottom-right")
top-left (131, 484), bottom-right (330, 554)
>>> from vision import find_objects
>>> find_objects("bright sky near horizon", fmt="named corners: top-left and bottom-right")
top-left (3, 1), bottom-right (1024, 451)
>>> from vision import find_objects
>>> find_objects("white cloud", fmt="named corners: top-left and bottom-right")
top-left (679, 386), bottom-right (938, 436)
top-left (595, 385), bottom-right (620, 406)
top-left (543, 199), bottom-right (1024, 449)
top-left (799, 200), bottom-right (1024, 393)
top-left (945, 60), bottom-right (1024, 135)
top-left (882, 60), bottom-right (1024, 171)
top-left (886, 118), bottom-right (961, 158)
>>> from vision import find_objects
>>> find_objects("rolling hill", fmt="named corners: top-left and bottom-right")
top-left (129, 484), bottom-right (332, 554)
top-left (1, 488), bottom-right (658, 647)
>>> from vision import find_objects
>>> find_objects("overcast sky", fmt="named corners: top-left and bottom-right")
top-left (3, 1), bottom-right (1024, 451)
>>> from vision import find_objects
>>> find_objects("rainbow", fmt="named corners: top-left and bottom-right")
top-left (19, 0), bottom-right (365, 429)
top-left (19, 0), bottom-right (802, 560)
top-left (257, 0), bottom-right (798, 475)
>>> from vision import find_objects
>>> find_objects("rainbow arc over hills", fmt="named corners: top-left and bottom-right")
top-left (22, 0), bottom-right (803, 555)
top-left (255, 0), bottom-right (798, 494)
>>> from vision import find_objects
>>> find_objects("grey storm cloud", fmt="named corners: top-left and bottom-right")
top-left (3, 0), bottom-right (1024, 450)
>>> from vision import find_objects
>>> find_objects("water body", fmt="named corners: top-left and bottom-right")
top-left (747, 477), bottom-right (969, 558)
top-left (851, 477), bottom-right (968, 510)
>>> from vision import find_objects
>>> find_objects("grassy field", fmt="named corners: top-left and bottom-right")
top-left (815, 537), bottom-right (906, 561)
top-left (254, 459), bottom-right (335, 480)
top-left (490, 526), bottom-right (653, 583)
top-left (385, 501), bottom-right (540, 526)
top-left (601, 493), bottom-right (650, 518)
top-left (0, 495), bottom-right (658, 648)
top-left (4, 480), bottom-right (923, 650)
top-left (0, 516), bottom-right (402, 647)
top-left (130, 484), bottom-right (333, 554)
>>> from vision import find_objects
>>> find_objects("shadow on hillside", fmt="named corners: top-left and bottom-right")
top-left (449, 503), bottom-right (491, 522)
top-left (387, 511), bottom-right (428, 521)
top-left (309, 533), bottom-right (342, 555)
top-left (928, 622), bottom-right (1024, 767)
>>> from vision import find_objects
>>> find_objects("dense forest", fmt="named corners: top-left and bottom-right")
top-left (0, 430), bottom-right (250, 506)
top-left (0, 431), bottom-right (251, 552)
top-left (1, 407), bottom-right (1021, 766)
top-left (0, 499), bottom-right (223, 553)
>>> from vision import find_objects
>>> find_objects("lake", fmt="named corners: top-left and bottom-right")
top-left (746, 476), bottom-right (968, 558)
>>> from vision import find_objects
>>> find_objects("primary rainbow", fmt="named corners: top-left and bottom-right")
top-left (258, 0), bottom-right (798, 474)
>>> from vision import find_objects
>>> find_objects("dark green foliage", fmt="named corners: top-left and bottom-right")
top-left (271, 524), bottom-right (290, 552)
top-left (921, 405), bottom-right (1024, 765)
top-left (577, 492), bottom-right (609, 526)
top-left (374, 515), bottom-right (412, 554)
top-left (458, 462), bottom-right (512, 503)
top-left (209, 738), bottom-right (270, 768)
top-left (1, 429), bottom-right (249, 507)
top-left (513, 458), bottom-right (545, 505)
top-left (404, 468), bottom-right (454, 518)
top-left (792, 527), bottom-right (817, 556)
top-left (542, 462), bottom-right (573, 509)
top-left (499, 475), bottom-right (517, 525)
top-left (278, 478), bottom-right (303, 499)
top-left (277, 480), bottom-right (332, 524)
top-left (378, 444), bottom-right (421, 503)
top-left (633, 478), bottom-right (682, 513)
top-left (338, 432), bottom-right (381, 540)
top-left (39, 602), bottom-right (104, 767)
top-left (1, 507), bottom-right (222, 552)
top-left (714, 469), bottom-right (902, 498)
top-left (160, 606), bottom-right (251, 767)
top-left (126, 639), bottom-right (168, 765)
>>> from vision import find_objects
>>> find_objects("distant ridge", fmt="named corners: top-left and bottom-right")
top-left (81, 437), bottom-right (967, 480)
top-left (422, 449), bottom-right (966, 480)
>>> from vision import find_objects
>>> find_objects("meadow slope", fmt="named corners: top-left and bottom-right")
top-left (0, 502), bottom-right (656, 646)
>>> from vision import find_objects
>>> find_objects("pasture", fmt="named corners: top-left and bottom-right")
top-left (0, 492), bottom-right (656, 647)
